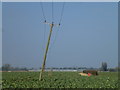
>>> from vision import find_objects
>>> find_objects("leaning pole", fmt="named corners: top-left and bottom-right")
top-left (39, 22), bottom-right (59, 81)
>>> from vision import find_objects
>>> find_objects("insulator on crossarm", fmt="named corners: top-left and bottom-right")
top-left (59, 23), bottom-right (60, 26)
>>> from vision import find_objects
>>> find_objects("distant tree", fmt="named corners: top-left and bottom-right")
top-left (21, 67), bottom-right (28, 71)
top-left (30, 67), bottom-right (34, 70)
top-left (2, 64), bottom-right (11, 71)
top-left (68, 67), bottom-right (72, 70)
top-left (63, 67), bottom-right (67, 70)
top-left (60, 67), bottom-right (63, 70)
top-left (13, 67), bottom-right (20, 71)
top-left (101, 62), bottom-right (107, 71)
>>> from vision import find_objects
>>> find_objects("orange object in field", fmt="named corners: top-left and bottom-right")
top-left (88, 73), bottom-right (92, 76)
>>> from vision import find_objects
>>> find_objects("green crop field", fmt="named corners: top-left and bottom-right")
top-left (1, 71), bottom-right (118, 88)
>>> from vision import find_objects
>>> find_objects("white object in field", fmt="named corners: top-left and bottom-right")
top-left (79, 73), bottom-right (88, 76)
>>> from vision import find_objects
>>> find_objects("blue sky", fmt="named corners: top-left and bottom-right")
top-left (2, 2), bottom-right (118, 68)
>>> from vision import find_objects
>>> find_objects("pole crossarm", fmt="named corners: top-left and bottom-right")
top-left (43, 21), bottom-right (60, 27)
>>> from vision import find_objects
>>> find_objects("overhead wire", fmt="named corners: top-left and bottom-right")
top-left (43, 23), bottom-right (46, 51)
top-left (40, 1), bottom-right (46, 21)
top-left (59, 2), bottom-right (65, 25)
top-left (48, 2), bottom-right (65, 55)
top-left (52, 0), bottom-right (54, 23)
top-left (40, 1), bottom-right (65, 67)
top-left (40, 1), bottom-right (47, 63)
top-left (51, 2), bottom-right (65, 47)
top-left (41, 24), bottom-right (47, 63)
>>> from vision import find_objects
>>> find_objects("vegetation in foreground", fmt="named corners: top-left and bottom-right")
top-left (2, 71), bottom-right (118, 88)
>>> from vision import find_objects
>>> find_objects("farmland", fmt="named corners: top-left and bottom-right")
top-left (2, 71), bottom-right (118, 88)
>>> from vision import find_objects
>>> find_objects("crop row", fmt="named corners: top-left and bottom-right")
top-left (2, 72), bottom-right (118, 88)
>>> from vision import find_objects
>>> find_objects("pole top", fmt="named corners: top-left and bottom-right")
top-left (42, 20), bottom-right (60, 27)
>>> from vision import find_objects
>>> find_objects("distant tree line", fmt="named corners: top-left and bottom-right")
top-left (41, 67), bottom-right (88, 70)
top-left (0, 62), bottom-right (119, 72)
top-left (1, 64), bottom-right (28, 71)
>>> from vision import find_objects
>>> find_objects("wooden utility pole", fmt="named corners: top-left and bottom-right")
top-left (39, 22), bottom-right (54, 81)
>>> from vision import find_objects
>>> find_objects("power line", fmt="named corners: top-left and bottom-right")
top-left (40, 2), bottom-right (65, 63)
top-left (43, 24), bottom-right (46, 53)
top-left (39, 2), bottom-right (65, 80)
top-left (48, 2), bottom-right (65, 59)
top-left (47, 27), bottom-right (60, 69)
top-left (49, 26), bottom-right (60, 52)
top-left (52, 0), bottom-right (54, 23)
top-left (59, 2), bottom-right (65, 25)
top-left (49, 2), bottom-right (66, 49)
top-left (40, 2), bottom-right (46, 21)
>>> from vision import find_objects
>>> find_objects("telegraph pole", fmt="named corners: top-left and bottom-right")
top-left (39, 1), bottom-right (65, 81)
top-left (39, 22), bottom-right (58, 81)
